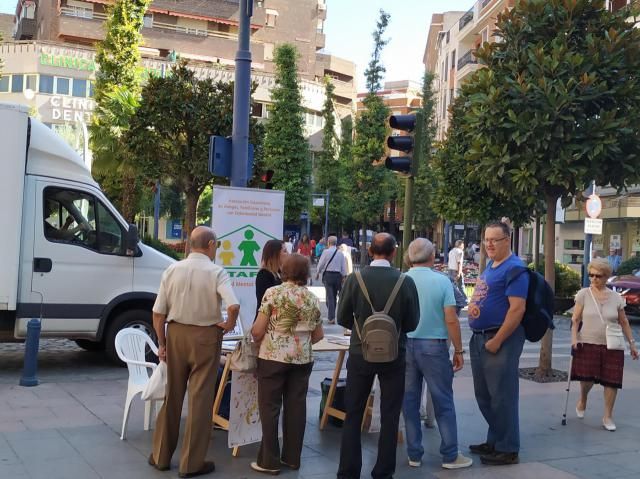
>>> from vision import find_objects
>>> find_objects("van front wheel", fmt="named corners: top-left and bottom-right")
top-left (74, 339), bottom-right (105, 351)
top-left (104, 309), bottom-right (157, 365)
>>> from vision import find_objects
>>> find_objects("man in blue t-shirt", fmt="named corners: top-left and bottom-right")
top-left (402, 238), bottom-right (472, 470)
top-left (467, 221), bottom-right (528, 466)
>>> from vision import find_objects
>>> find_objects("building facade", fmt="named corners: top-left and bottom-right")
top-left (1, 0), bottom-right (357, 241)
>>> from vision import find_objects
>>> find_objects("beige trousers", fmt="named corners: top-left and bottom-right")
top-left (151, 322), bottom-right (222, 474)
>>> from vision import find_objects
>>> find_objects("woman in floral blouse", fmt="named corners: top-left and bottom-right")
top-left (250, 254), bottom-right (323, 475)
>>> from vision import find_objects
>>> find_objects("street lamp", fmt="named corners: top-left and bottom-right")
top-left (230, 0), bottom-right (258, 187)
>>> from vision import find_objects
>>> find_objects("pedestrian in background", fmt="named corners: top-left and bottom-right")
top-left (316, 235), bottom-right (347, 324)
top-left (467, 220), bottom-right (528, 466)
top-left (606, 248), bottom-right (622, 275)
top-left (315, 237), bottom-right (326, 262)
top-left (336, 233), bottom-right (419, 479)
top-left (251, 254), bottom-right (324, 474)
top-left (571, 258), bottom-right (638, 431)
top-left (402, 238), bottom-right (472, 470)
top-left (255, 239), bottom-right (286, 319)
top-left (448, 240), bottom-right (465, 293)
top-left (296, 234), bottom-right (312, 258)
top-left (149, 226), bottom-right (240, 478)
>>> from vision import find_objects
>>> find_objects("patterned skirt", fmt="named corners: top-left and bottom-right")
top-left (571, 343), bottom-right (624, 389)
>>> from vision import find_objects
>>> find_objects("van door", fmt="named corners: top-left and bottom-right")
top-left (30, 181), bottom-right (133, 336)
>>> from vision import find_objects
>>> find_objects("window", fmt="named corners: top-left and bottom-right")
top-left (444, 54), bottom-right (448, 81)
top-left (11, 74), bottom-right (24, 93)
top-left (264, 42), bottom-right (274, 61)
top-left (25, 75), bottom-right (37, 92)
top-left (88, 81), bottom-right (94, 98)
top-left (265, 9), bottom-right (278, 27)
top-left (481, 27), bottom-right (489, 45)
top-left (451, 50), bottom-right (456, 71)
top-left (43, 187), bottom-right (125, 255)
top-left (39, 75), bottom-right (54, 94)
top-left (143, 13), bottom-right (153, 28)
top-left (0, 76), bottom-right (9, 93)
top-left (251, 102), bottom-right (263, 118)
top-left (317, 19), bottom-right (324, 33)
top-left (55, 77), bottom-right (70, 95)
top-left (564, 239), bottom-right (585, 250)
top-left (72, 78), bottom-right (87, 97)
top-left (563, 253), bottom-right (584, 264)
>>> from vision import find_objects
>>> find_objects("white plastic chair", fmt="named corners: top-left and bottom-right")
top-left (115, 328), bottom-right (163, 440)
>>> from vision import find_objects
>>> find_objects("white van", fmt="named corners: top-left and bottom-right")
top-left (0, 103), bottom-right (173, 362)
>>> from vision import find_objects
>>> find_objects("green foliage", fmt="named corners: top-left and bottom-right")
top-left (464, 0), bottom-right (640, 207)
top-left (529, 261), bottom-right (581, 298)
top-left (90, 0), bottom-right (151, 222)
top-left (263, 43), bottom-right (311, 223)
top-left (351, 10), bottom-right (392, 228)
top-left (617, 256), bottom-right (640, 276)
top-left (142, 236), bottom-right (181, 260)
top-left (412, 71), bottom-right (439, 231)
top-left (316, 78), bottom-right (337, 193)
top-left (432, 95), bottom-right (535, 227)
top-left (126, 62), bottom-right (236, 237)
top-left (197, 186), bottom-right (212, 225)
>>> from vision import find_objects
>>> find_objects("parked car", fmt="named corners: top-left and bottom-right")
top-left (607, 271), bottom-right (640, 316)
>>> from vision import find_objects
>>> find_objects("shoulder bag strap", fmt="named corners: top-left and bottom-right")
top-left (588, 287), bottom-right (607, 325)
top-left (382, 274), bottom-right (406, 315)
top-left (322, 249), bottom-right (339, 276)
top-left (352, 271), bottom-right (374, 342)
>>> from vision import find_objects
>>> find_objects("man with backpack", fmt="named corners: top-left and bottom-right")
top-left (467, 220), bottom-right (529, 466)
top-left (336, 233), bottom-right (419, 479)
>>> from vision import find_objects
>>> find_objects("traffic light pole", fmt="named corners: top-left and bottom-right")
top-left (401, 111), bottom-right (424, 262)
top-left (231, 0), bottom-right (253, 187)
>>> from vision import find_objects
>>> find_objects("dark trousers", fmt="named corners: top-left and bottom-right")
top-left (323, 271), bottom-right (342, 321)
top-left (152, 322), bottom-right (222, 475)
top-left (337, 353), bottom-right (405, 479)
top-left (256, 358), bottom-right (314, 470)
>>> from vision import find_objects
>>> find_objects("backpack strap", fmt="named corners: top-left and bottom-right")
top-left (354, 270), bottom-right (377, 313)
top-left (382, 274), bottom-right (406, 315)
top-left (505, 265), bottom-right (529, 286)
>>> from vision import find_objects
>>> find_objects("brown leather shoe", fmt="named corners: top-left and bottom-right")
top-left (148, 453), bottom-right (170, 471)
top-left (178, 461), bottom-right (216, 478)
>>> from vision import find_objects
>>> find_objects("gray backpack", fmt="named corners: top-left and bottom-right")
top-left (353, 271), bottom-right (405, 363)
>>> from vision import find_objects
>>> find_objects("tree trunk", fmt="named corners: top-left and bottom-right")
top-left (536, 193), bottom-right (558, 378)
top-left (479, 226), bottom-right (487, 273)
top-left (120, 169), bottom-right (137, 223)
top-left (534, 215), bottom-right (541, 270)
top-left (184, 191), bottom-right (199, 256)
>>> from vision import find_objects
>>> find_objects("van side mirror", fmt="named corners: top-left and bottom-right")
top-left (126, 224), bottom-right (139, 256)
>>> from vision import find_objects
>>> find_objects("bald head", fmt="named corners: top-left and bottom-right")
top-left (190, 226), bottom-right (217, 252)
top-left (369, 233), bottom-right (396, 259)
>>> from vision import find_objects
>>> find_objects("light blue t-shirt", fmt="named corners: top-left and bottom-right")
top-left (406, 267), bottom-right (456, 339)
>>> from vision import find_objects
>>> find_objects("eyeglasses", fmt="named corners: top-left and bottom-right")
top-left (589, 273), bottom-right (604, 279)
top-left (483, 236), bottom-right (508, 245)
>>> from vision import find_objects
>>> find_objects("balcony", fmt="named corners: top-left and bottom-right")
top-left (565, 196), bottom-right (640, 221)
top-left (459, 8), bottom-right (474, 31)
top-left (481, 0), bottom-right (493, 9)
top-left (457, 50), bottom-right (477, 70)
top-left (15, 17), bottom-right (37, 40)
top-left (316, 31), bottom-right (325, 50)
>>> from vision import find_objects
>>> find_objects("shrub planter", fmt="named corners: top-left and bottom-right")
top-left (554, 297), bottom-right (574, 314)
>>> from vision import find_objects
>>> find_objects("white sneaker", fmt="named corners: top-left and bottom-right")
top-left (442, 452), bottom-right (473, 469)
top-left (408, 459), bottom-right (421, 467)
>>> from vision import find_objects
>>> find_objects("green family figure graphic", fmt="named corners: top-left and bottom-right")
top-left (218, 230), bottom-right (261, 266)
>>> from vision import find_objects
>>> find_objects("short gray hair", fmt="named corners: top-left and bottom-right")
top-left (455, 240), bottom-right (464, 248)
top-left (327, 235), bottom-right (337, 246)
top-left (407, 238), bottom-right (434, 264)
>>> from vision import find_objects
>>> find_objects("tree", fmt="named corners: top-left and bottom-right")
top-left (412, 71), bottom-right (439, 233)
top-left (263, 43), bottom-right (311, 224)
top-left (90, 0), bottom-right (151, 221)
top-left (126, 62), bottom-right (235, 241)
top-left (351, 10), bottom-right (392, 252)
top-left (463, 0), bottom-right (640, 376)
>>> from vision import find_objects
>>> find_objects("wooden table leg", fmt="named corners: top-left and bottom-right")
top-left (212, 353), bottom-right (232, 428)
top-left (319, 350), bottom-right (346, 430)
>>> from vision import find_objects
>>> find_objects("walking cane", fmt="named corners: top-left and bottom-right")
top-left (561, 348), bottom-right (575, 426)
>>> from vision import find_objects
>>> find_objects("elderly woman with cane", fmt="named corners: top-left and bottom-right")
top-left (570, 258), bottom-right (638, 431)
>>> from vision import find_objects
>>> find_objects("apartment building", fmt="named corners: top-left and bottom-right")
top-left (2, 0), bottom-right (357, 240)
top-left (423, 0), bottom-right (639, 267)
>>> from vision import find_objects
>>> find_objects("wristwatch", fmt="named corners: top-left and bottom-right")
top-left (454, 350), bottom-right (465, 355)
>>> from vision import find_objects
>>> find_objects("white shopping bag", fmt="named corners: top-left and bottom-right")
top-left (141, 361), bottom-right (167, 401)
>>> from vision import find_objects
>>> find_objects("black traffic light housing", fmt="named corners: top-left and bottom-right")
top-left (384, 113), bottom-right (423, 177)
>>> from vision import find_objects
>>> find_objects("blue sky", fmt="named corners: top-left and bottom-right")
top-left (0, 0), bottom-right (474, 89)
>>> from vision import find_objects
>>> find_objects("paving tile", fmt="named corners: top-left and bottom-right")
top-left (25, 457), bottom-right (101, 479)
top-left (6, 429), bottom-right (82, 464)
top-left (0, 463), bottom-right (30, 478)
top-left (545, 456), bottom-right (636, 479)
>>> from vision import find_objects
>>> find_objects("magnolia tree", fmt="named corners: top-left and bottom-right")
top-left (461, 0), bottom-right (640, 376)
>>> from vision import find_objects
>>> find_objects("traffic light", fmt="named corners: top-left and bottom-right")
top-left (261, 169), bottom-right (274, 189)
top-left (384, 112), bottom-right (423, 177)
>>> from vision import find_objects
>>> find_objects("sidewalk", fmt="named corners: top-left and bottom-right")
top-left (1, 344), bottom-right (640, 479)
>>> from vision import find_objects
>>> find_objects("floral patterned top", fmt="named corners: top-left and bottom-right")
top-left (258, 282), bottom-right (322, 364)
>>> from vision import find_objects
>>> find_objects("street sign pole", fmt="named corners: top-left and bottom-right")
top-left (583, 181), bottom-right (597, 287)
top-left (401, 111), bottom-right (423, 260)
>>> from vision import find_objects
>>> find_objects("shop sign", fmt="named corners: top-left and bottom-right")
top-left (40, 53), bottom-right (96, 72)
top-left (49, 96), bottom-right (95, 122)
